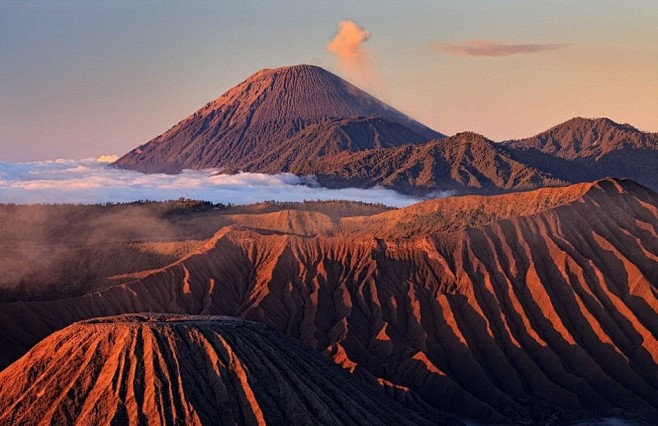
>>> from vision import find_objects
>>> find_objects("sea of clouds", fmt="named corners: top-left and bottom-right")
top-left (0, 157), bottom-right (429, 207)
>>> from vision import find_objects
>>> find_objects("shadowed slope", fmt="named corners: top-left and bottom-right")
top-left (238, 117), bottom-right (433, 173)
top-left (114, 65), bottom-right (441, 174)
top-left (505, 117), bottom-right (658, 190)
top-left (0, 314), bottom-right (448, 426)
top-left (1, 179), bottom-right (657, 423)
top-left (297, 132), bottom-right (565, 193)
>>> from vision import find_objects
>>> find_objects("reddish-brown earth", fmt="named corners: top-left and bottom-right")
top-left (0, 314), bottom-right (449, 425)
top-left (1, 178), bottom-right (657, 423)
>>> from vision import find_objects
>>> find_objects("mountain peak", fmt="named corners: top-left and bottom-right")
top-left (237, 64), bottom-right (339, 90)
top-left (253, 63), bottom-right (326, 75)
top-left (556, 116), bottom-right (639, 133)
top-left (506, 116), bottom-right (656, 159)
top-left (451, 131), bottom-right (490, 144)
top-left (114, 64), bottom-right (441, 173)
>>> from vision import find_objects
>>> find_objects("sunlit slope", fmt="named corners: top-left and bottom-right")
top-left (0, 314), bottom-right (445, 425)
top-left (1, 178), bottom-right (657, 423)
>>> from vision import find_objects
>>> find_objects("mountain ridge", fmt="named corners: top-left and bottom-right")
top-left (113, 63), bottom-right (657, 193)
top-left (504, 116), bottom-right (657, 158)
top-left (503, 117), bottom-right (658, 190)
top-left (298, 131), bottom-right (566, 193)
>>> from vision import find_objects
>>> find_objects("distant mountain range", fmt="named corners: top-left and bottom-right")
top-left (503, 117), bottom-right (658, 190)
top-left (114, 64), bottom-right (658, 193)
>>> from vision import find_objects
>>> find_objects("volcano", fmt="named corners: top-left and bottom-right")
top-left (114, 64), bottom-right (442, 174)
top-left (0, 314), bottom-right (449, 425)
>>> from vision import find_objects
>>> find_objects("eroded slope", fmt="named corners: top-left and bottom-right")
top-left (0, 314), bottom-right (446, 425)
top-left (1, 179), bottom-right (657, 423)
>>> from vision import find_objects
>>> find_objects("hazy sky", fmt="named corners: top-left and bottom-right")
top-left (2, 0), bottom-right (657, 161)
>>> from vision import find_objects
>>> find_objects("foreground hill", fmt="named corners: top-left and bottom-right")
top-left (0, 314), bottom-right (445, 425)
top-left (505, 117), bottom-right (658, 190)
top-left (1, 179), bottom-right (657, 423)
top-left (114, 65), bottom-right (441, 174)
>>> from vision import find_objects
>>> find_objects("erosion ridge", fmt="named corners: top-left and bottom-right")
top-left (0, 314), bottom-right (449, 425)
top-left (339, 177), bottom-right (627, 236)
top-left (1, 178), bottom-right (657, 423)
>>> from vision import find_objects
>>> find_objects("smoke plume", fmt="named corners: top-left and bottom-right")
top-left (327, 20), bottom-right (380, 88)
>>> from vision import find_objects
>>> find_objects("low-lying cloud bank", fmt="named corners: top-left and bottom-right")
top-left (0, 158), bottom-right (425, 207)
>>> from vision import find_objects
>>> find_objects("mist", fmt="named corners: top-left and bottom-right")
top-left (0, 157), bottom-right (452, 295)
top-left (0, 158), bottom-right (422, 207)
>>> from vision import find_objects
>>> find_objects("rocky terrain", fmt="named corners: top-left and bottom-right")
top-left (0, 314), bottom-right (448, 425)
top-left (1, 178), bottom-right (657, 423)
top-left (295, 131), bottom-right (566, 193)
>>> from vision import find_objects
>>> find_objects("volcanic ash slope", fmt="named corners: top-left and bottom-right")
top-left (0, 314), bottom-right (450, 426)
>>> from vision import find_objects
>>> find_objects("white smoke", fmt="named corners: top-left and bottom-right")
top-left (327, 20), bottom-right (372, 70)
top-left (0, 158), bottom-right (429, 207)
top-left (327, 20), bottom-right (380, 89)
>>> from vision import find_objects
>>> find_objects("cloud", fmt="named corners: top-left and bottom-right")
top-left (96, 154), bottom-right (119, 163)
top-left (327, 20), bottom-right (376, 78)
top-left (430, 39), bottom-right (569, 57)
top-left (0, 158), bottom-right (435, 207)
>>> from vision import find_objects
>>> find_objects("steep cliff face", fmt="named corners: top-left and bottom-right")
top-left (1, 179), bottom-right (657, 423)
top-left (0, 314), bottom-right (445, 425)
top-left (113, 64), bottom-right (441, 174)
